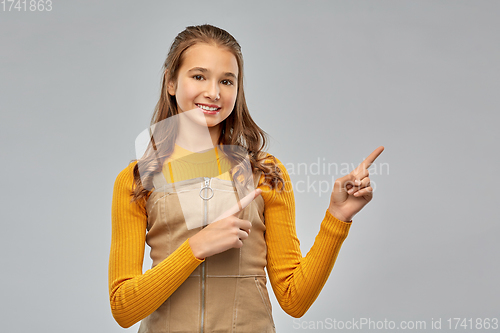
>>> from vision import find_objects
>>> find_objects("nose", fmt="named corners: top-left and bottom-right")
top-left (204, 80), bottom-right (220, 101)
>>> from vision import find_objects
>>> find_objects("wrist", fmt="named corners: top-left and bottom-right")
top-left (328, 206), bottom-right (352, 222)
top-left (188, 237), bottom-right (205, 260)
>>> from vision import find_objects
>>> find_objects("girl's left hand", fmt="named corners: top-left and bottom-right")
top-left (328, 146), bottom-right (385, 222)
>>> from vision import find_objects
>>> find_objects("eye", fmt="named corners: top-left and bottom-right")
top-left (221, 79), bottom-right (234, 86)
top-left (193, 75), bottom-right (204, 81)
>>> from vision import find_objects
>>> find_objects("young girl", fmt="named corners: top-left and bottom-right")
top-left (109, 24), bottom-right (384, 332)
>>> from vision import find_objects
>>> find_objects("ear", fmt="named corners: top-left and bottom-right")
top-left (165, 70), bottom-right (176, 96)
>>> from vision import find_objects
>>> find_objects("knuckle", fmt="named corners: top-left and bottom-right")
top-left (234, 238), bottom-right (243, 248)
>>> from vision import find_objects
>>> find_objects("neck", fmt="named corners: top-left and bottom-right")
top-left (175, 115), bottom-right (220, 152)
top-left (208, 125), bottom-right (221, 147)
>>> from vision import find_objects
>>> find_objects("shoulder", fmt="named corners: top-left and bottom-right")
top-left (256, 152), bottom-right (294, 207)
top-left (112, 160), bottom-right (151, 211)
top-left (112, 161), bottom-right (144, 203)
top-left (257, 152), bottom-right (289, 177)
top-left (257, 151), bottom-right (286, 168)
top-left (111, 161), bottom-right (149, 227)
top-left (114, 161), bottom-right (138, 189)
top-left (256, 152), bottom-right (291, 190)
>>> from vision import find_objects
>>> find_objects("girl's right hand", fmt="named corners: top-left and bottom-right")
top-left (188, 188), bottom-right (262, 259)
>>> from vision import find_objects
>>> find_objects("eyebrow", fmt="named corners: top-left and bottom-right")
top-left (188, 67), bottom-right (237, 79)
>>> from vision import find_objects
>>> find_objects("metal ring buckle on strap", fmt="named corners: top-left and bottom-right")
top-left (199, 187), bottom-right (214, 200)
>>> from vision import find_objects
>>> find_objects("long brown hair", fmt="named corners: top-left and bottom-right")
top-left (131, 24), bottom-right (284, 202)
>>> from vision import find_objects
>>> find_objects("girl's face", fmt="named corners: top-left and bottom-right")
top-left (168, 43), bottom-right (239, 133)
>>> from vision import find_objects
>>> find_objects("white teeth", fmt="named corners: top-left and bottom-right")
top-left (197, 104), bottom-right (219, 111)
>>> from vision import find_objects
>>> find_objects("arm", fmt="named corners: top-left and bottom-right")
top-left (260, 156), bottom-right (351, 318)
top-left (108, 162), bottom-right (204, 328)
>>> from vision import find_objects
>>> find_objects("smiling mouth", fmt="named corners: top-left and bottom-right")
top-left (196, 104), bottom-right (221, 112)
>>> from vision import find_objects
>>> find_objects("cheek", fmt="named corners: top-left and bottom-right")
top-left (225, 89), bottom-right (238, 108)
top-left (176, 80), bottom-right (198, 104)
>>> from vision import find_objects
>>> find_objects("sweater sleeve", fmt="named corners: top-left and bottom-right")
top-left (108, 162), bottom-right (204, 328)
top-left (259, 156), bottom-right (352, 318)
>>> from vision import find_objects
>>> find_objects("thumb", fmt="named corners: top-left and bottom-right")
top-left (333, 174), bottom-right (355, 194)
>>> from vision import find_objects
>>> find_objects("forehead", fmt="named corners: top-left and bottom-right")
top-left (179, 43), bottom-right (239, 76)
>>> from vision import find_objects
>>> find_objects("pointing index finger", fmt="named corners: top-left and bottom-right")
top-left (359, 146), bottom-right (385, 170)
top-left (214, 188), bottom-right (263, 222)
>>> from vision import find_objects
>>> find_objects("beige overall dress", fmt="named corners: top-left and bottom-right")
top-left (137, 163), bottom-right (276, 333)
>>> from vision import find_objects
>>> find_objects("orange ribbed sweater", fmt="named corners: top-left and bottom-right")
top-left (109, 149), bottom-right (352, 328)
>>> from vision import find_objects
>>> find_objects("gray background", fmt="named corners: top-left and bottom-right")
top-left (1, 0), bottom-right (499, 332)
